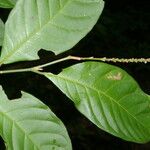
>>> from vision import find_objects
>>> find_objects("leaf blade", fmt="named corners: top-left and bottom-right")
top-left (0, 88), bottom-right (72, 150)
top-left (45, 62), bottom-right (150, 143)
top-left (0, 19), bottom-right (4, 46)
top-left (0, 0), bottom-right (16, 8)
top-left (0, 0), bottom-right (104, 64)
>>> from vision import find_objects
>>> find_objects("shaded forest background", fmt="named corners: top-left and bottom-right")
top-left (0, 0), bottom-right (150, 149)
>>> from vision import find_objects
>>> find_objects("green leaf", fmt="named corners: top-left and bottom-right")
top-left (0, 19), bottom-right (4, 46)
top-left (0, 0), bottom-right (16, 8)
top-left (0, 87), bottom-right (8, 102)
top-left (0, 87), bottom-right (72, 150)
top-left (45, 62), bottom-right (150, 143)
top-left (0, 0), bottom-right (104, 64)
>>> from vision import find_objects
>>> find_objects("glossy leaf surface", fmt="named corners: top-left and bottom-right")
top-left (0, 19), bottom-right (4, 46)
top-left (45, 62), bottom-right (150, 143)
top-left (0, 0), bottom-right (104, 64)
top-left (0, 87), bottom-right (72, 150)
top-left (0, 0), bottom-right (16, 8)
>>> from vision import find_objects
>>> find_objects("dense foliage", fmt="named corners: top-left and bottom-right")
top-left (0, 0), bottom-right (150, 149)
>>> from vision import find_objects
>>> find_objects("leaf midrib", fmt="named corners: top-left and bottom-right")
top-left (0, 0), bottom-right (71, 64)
top-left (48, 73), bottom-right (150, 135)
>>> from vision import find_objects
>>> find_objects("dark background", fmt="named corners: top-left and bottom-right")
top-left (0, 0), bottom-right (150, 149)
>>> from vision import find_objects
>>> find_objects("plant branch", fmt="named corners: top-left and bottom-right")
top-left (0, 67), bottom-right (37, 74)
top-left (0, 56), bottom-right (150, 74)
top-left (69, 56), bottom-right (150, 63)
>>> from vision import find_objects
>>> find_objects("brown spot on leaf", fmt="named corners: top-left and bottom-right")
top-left (107, 72), bottom-right (122, 80)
